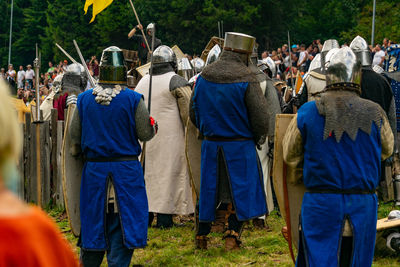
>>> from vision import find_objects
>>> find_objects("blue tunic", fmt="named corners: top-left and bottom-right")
top-left (193, 76), bottom-right (267, 222)
top-left (77, 89), bottom-right (148, 250)
top-left (296, 101), bottom-right (381, 267)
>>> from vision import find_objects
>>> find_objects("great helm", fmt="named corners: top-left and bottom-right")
top-left (349, 35), bottom-right (372, 67)
top-left (99, 46), bottom-right (127, 85)
top-left (223, 32), bottom-right (256, 54)
top-left (321, 39), bottom-right (340, 72)
top-left (61, 63), bottom-right (88, 92)
top-left (325, 47), bottom-right (361, 88)
top-left (205, 44), bottom-right (221, 66)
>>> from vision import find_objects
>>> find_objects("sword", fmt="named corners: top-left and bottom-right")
top-left (287, 31), bottom-right (295, 97)
top-left (55, 43), bottom-right (78, 64)
top-left (33, 43), bottom-right (42, 207)
top-left (72, 40), bottom-right (96, 88)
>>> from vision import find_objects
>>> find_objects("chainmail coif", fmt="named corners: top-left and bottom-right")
top-left (316, 84), bottom-right (385, 142)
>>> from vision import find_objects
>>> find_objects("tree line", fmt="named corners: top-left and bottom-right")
top-left (1, 0), bottom-right (400, 68)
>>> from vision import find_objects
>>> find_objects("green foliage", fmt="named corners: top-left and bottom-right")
top-left (1, 0), bottom-right (400, 68)
top-left (341, 1), bottom-right (400, 45)
top-left (52, 207), bottom-right (399, 266)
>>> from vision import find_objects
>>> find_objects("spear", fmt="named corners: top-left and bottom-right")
top-left (128, 0), bottom-right (151, 53)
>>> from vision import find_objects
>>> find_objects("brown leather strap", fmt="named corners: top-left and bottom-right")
top-left (283, 162), bottom-right (296, 264)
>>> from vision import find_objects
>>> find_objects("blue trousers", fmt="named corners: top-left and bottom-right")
top-left (81, 209), bottom-right (133, 267)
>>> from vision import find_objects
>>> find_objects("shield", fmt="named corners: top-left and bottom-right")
top-left (136, 62), bottom-right (151, 78)
top-left (62, 104), bottom-right (83, 237)
top-left (272, 114), bottom-right (306, 251)
top-left (200, 37), bottom-right (224, 62)
top-left (185, 118), bottom-right (202, 206)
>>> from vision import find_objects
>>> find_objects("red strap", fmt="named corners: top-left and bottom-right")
top-left (283, 162), bottom-right (296, 264)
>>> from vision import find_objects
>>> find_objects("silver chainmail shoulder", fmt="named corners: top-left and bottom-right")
top-left (92, 84), bottom-right (124, 105)
top-left (316, 88), bottom-right (385, 143)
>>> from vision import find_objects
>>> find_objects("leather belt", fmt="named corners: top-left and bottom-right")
top-left (204, 136), bottom-right (252, 142)
top-left (85, 156), bottom-right (139, 162)
top-left (306, 188), bottom-right (375, 195)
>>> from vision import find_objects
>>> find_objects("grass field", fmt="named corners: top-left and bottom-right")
top-left (48, 202), bottom-right (400, 266)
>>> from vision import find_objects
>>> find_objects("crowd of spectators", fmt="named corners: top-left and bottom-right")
top-left (258, 37), bottom-right (394, 88)
top-left (1, 57), bottom-right (99, 107)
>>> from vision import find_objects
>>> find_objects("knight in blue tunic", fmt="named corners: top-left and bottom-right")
top-left (69, 46), bottom-right (156, 267)
top-left (190, 32), bottom-right (269, 250)
top-left (283, 47), bottom-right (394, 267)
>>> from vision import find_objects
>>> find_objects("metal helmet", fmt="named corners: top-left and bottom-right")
top-left (321, 39), bottom-right (340, 72)
top-left (262, 57), bottom-right (276, 78)
top-left (223, 32), bottom-right (256, 54)
top-left (324, 48), bottom-right (340, 68)
top-left (205, 44), bottom-right (221, 66)
top-left (177, 57), bottom-right (194, 80)
top-left (62, 63), bottom-right (88, 93)
top-left (146, 23), bottom-right (155, 35)
top-left (99, 46), bottom-right (127, 85)
top-left (308, 53), bottom-right (321, 72)
top-left (191, 58), bottom-right (205, 73)
top-left (349, 35), bottom-right (372, 67)
top-left (325, 47), bottom-right (361, 86)
top-left (153, 45), bottom-right (177, 67)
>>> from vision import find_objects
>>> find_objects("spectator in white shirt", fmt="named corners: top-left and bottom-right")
top-left (372, 45), bottom-right (385, 67)
top-left (297, 44), bottom-right (308, 72)
top-left (6, 64), bottom-right (16, 90)
top-left (25, 65), bottom-right (35, 89)
top-left (17, 66), bottom-right (25, 89)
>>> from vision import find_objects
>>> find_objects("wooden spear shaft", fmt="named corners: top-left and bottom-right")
top-left (128, 0), bottom-right (151, 53)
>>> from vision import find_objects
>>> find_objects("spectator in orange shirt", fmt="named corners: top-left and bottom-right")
top-left (0, 78), bottom-right (78, 267)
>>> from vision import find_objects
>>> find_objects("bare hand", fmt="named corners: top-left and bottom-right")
top-left (138, 24), bottom-right (143, 30)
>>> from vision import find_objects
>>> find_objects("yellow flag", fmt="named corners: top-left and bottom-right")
top-left (84, 0), bottom-right (114, 23)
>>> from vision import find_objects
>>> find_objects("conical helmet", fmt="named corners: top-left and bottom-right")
top-left (99, 46), bottom-right (127, 85)
top-left (321, 39), bottom-right (340, 72)
top-left (349, 35), bottom-right (371, 67)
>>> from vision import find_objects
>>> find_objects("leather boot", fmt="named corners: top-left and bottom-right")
top-left (223, 230), bottom-right (241, 250)
top-left (211, 210), bottom-right (227, 233)
top-left (195, 235), bottom-right (208, 250)
top-left (252, 218), bottom-right (265, 229)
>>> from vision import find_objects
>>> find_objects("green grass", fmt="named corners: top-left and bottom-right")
top-left (48, 206), bottom-right (400, 266)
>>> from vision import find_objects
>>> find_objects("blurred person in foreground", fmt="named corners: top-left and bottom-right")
top-left (0, 79), bottom-right (78, 266)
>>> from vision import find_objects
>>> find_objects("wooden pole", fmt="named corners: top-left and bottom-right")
top-left (128, 0), bottom-right (151, 53)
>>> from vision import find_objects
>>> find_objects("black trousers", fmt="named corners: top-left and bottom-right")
top-left (80, 208), bottom-right (133, 267)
